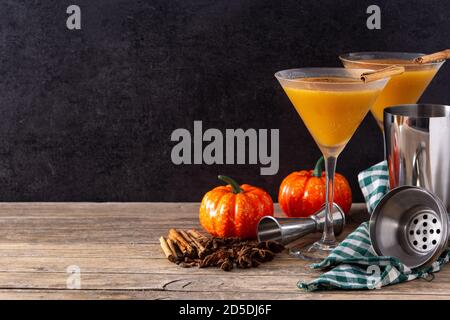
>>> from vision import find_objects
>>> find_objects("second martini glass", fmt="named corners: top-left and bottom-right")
top-left (275, 68), bottom-right (390, 260)
top-left (340, 52), bottom-right (445, 131)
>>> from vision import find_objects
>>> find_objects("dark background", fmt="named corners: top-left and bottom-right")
top-left (0, 0), bottom-right (448, 202)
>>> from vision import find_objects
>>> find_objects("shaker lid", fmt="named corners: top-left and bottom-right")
top-left (369, 186), bottom-right (448, 269)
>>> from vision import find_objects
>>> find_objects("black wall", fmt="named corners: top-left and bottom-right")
top-left (0, 0), bottom-right (449, 201)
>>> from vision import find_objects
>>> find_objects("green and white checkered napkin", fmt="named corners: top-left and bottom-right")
top-left (299, 161), bottom-right (450, 291)
top-left (357, 160), bottom-right (389, 213)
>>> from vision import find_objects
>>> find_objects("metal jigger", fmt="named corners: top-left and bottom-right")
top-left (370, 186), bottom-right (449, 269)
top-left (257, 203), bottom-right (345, 259)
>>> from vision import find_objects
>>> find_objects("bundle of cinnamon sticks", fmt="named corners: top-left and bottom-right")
top-left (159, 229), bottom-right (285, 271)
top-left (160, 229), bottom-right (209, 263)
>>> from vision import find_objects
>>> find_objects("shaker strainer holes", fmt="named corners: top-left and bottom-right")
top-left (407, 212), bottom-right (443, 253)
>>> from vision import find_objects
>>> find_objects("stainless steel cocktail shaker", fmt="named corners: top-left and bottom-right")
top-left (384, 104), bottom-right (450, 211)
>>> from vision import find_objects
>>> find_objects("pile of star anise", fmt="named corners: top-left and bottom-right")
top-left (160, 229), bottom-right (285, 271)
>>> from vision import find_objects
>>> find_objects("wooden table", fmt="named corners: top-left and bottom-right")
top-left (0, 202), bottom-right (448, 300)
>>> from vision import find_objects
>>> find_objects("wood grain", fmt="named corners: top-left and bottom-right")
top-left (0, 202), bottom-right (447, 300)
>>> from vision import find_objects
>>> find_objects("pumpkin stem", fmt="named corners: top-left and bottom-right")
top-left (313, 156), bottom-right (325, 177)
top-left (218, 175), bottom-right (243, 194)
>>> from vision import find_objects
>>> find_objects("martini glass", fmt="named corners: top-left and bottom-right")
top-left (275, 68), bottom-right (390, 261)
top-left (340, 52), bottom-right (445, 131)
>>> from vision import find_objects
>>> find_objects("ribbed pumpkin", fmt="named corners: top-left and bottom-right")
top-left (278, 157), bottom-right (352, 217)
top-left (199, 176), bottom-right (274, 239)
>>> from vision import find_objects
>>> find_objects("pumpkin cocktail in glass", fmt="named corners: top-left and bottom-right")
top-left (275, 68), bottom-right (391, 261)
top-left (340, 52), bottom-right (445, 130)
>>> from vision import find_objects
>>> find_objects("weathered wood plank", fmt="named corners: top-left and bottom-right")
top-left (0, 271), bottom-right (448, 295)
top-left (0, 243), bottom-right (317, 259)
top-left (0, 197), bottom-right (363, 246)
top-left (0, 203), bottom-right (367, 218)
top-left (0, 255), bottom-right (318, 276)
top-left (0, 288), bottom-right (448, 300)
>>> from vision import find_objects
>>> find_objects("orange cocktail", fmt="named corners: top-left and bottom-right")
top-left (340, 53), bottom-right (445, 130)
top-left (283, 79), bottom-right (382, 156)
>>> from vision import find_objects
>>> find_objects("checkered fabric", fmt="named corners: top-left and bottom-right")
top-left (357, 160), bottom-right (389, 214)
top-left (299, 161), bottom-right (450, 291)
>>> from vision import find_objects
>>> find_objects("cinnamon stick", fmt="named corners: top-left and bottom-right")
top-left (188, 229), bottom-right (209, 243)
top-left (181, 230), bottom-right (208, 258)
top-left (179, 229), bottom-right (192, 241)
top-left (179, 229), bottom-right (199, 255)
top-left (167, 238), bottom-right (183, 261)
top-left (361, 65), bottom-right (405, 82)
top-left (168, 228), bottom-right (193, 255)
top-left (159, 236), bottom-right (176, 262)
top-left (415, 49), bottom-right (450, 64)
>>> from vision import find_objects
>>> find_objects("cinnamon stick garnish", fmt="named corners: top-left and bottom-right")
top-left (159, 236), bottom-right (176, 262)
top-left (415, 49), bottom-right (450, 64)
top-left (361, 65), bottom-right (405, 82)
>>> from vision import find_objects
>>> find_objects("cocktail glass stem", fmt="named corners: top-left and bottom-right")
top-left (320, 155), bottom-right (337, 245)
top-left (289, 155), bottom-right (339, 260)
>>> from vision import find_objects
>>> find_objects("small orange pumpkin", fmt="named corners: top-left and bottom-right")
top-left (278, 157), bottom-right (352, 217)
top-left (200, 175), bottom-right (274, 239)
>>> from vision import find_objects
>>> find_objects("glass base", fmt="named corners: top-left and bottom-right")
top-left (289, 240), bottom-right (339, 262)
